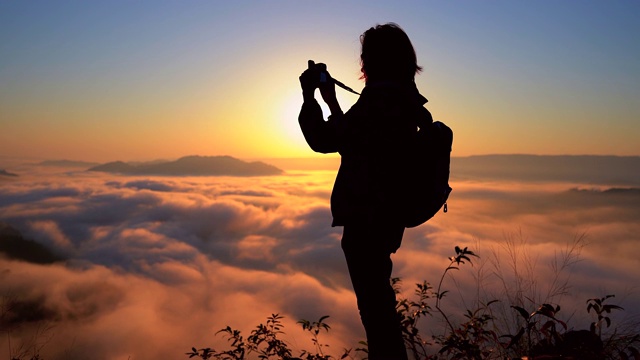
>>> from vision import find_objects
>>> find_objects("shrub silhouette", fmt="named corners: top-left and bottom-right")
top-left (186, 314), bottom-right (354, 360)
top-left (187, 244), bottom-right (640, 360)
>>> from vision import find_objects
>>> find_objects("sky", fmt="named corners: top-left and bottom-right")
top-left (1, 1), bottom-right (639, 162)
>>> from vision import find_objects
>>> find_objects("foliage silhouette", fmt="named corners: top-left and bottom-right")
top-left (186, 314), bottom-right (353, 360)
top-left (187, 244), bottom-right (640, 360)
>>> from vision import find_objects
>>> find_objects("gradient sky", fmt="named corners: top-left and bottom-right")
top-left (1, 1), bottom-right (639, 161)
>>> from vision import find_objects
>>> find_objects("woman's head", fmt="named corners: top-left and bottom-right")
top-left (360, 23), bottom-right (422, 83)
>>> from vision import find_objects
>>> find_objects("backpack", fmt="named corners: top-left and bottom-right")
top-left (404, 108), bottom-right (453, 228)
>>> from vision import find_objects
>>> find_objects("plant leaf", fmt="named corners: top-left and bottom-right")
top-left (511, 306), bottom-right (530, 321)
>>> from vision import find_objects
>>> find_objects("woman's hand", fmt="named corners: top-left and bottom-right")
top-left (318, 76), bottom-right (338, 107)
top-left (299, 70), bottom-right (319, 101)
top-left (300, 61), bottom-right (342, 114)
top-left (300, 61), bottom-right (323, 102)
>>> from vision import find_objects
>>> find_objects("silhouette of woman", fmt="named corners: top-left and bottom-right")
top-left (299, 23), bottom-right (431, 359)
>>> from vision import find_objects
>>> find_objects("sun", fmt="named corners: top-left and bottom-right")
top-left (266, 85), bottom-right (359, 158)
top-left (253, 90), bottom-right (318, 158)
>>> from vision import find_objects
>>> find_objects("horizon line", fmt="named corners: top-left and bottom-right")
top-left (2, 152), bottom-right (640, 165)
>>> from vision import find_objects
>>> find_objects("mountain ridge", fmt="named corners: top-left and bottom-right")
top-left (38, 160), bottom-right (101, 167)
top-left (451, 154), bottom-right (640, 185)
top-left (0, 169), bottom-right (18, 177)
top-left (88, 155), bottom-right (283, 176)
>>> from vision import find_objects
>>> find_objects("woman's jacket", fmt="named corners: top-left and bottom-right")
top-left (298, 81), bottom-right (431, 227)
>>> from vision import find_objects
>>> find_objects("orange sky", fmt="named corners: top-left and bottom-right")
top-left (1, 1), bottom-right (639, 162)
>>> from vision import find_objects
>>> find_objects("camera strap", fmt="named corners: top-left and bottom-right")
top-left (333, 78), bottom-right (361, 95)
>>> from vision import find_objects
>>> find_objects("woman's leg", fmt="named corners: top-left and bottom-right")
top-left (341, 224), bottom-right (407, 360)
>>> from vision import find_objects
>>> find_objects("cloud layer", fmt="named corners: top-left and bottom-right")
top-left (0, 166), bottom-right (638, 359)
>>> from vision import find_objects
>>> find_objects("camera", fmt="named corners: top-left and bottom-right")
top-left (307, 60), bottom-right (360, 95)
top-left (307, 60), bottom-right (328, 83)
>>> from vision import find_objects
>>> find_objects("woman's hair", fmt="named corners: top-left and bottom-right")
top-left (360, 23), bottom-right (422, 82)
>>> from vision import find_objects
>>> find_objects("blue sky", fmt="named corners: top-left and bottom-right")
top-left (1, 1), bottom-right (639, 160)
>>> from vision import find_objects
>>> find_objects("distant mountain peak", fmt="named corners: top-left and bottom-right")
top-left (88, 161), bottom-right (136, 173)
top-left (38, 160), bottom-right (101, 167)
top-left (0, 222), bottom-right (62, 264)
top-left (0, 169), bottom-right (18, 177)
top-left (88, 155), bottom-right (283, 176)
top-left (452, 154), bottom-right (640, 185)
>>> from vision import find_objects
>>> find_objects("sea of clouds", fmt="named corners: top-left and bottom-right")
top-left (0, 162), bottom-right (639, 359)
